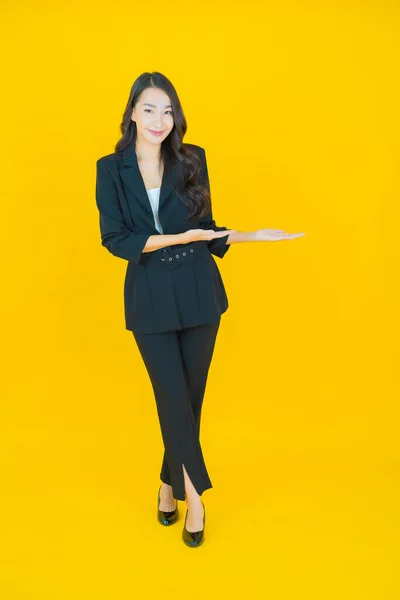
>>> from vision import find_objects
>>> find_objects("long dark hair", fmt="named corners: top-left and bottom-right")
top-left (115, 72), bottom-right (211, 221)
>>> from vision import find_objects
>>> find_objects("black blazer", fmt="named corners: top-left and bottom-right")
top-left (95, 143), bottom-right (231, 334)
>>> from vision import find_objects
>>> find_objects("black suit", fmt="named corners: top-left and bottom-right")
top-left (95, 143), bottom-right (231, 501)
top-left (95, 143), bottom-right (231, 334)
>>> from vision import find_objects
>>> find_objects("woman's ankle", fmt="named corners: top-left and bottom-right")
top-left (185, 494), bottom-right (203, 510)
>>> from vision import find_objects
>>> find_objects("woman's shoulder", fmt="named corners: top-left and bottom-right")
top-left (96, 152), bottom-right (119, 166)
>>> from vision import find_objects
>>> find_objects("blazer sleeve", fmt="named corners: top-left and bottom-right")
top-left (95, 158), bottom-right (151, 264)
top-left (198, 147), bottom-right (231, 259)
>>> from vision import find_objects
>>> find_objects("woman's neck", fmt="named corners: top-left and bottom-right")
top-left (135, 140), bottom-right (161, 163)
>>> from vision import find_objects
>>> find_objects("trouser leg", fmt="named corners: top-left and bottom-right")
top-left (159, 320), bottom-right (221, 488)
top-left (132, 319), bottom-right (220, 501)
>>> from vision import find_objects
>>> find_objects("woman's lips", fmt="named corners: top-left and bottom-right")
top-left (149, 130), bottom-right (164, 136)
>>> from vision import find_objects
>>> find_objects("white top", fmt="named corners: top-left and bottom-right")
top-left (146, 187), bottom-right (163, 234)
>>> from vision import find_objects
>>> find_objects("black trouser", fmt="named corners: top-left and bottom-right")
top-left (132, 319), bottom-right (221, 501)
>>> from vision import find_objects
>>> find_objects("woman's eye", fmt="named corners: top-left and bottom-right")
top-left (144, 109), bottom-right (172, 115)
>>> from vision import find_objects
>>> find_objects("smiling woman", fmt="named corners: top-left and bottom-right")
top-left (95, 70), bottom-right (304, 548)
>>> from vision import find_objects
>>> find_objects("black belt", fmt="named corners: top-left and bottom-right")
top-left (155, 241), bottom-right (209, 270)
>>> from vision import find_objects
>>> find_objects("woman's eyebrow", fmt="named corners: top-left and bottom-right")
top-left (143, 103), bottom-right (172, 108)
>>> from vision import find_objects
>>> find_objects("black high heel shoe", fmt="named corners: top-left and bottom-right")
top-left (182, 501), bottom-right (205, 547)
top-left (157, 484), bottom-right (179, 526)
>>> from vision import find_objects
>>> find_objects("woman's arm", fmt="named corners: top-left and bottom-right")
top-left (181, 228), bottom-right (304, 247)
top-left (142, 226), bottom-right (304, 252)
top-left (220, 229), bottom-right (305, 243)
top-left (143, 229), bottom-right (238, 252)
top-left (141, 233), bottom-right (193, 252)
top-left (222, 231), bottom-right (257, 244)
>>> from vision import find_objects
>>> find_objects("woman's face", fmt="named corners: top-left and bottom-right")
top-left (131, 87), bottom-right (174, 145)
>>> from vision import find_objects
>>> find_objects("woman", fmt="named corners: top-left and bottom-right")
top-left (95, 72), bottom-right (304, 548)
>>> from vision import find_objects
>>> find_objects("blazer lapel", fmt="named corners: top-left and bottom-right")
top-left (120, 144), bottom-right (177, 217)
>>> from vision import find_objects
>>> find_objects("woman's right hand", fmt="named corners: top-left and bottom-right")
top-left (181, 228), bottom-right (237, 244)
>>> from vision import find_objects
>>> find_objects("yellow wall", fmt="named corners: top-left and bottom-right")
top-left (1, 1), bottom-right (398, 598)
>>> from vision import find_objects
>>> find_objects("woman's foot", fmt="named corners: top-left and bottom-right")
top-left (159, 482), bottom-right (177, 512)
top-left (185, 500), bottom-right (205, 532)
top-left (182, 501), bottom-right (206, 547)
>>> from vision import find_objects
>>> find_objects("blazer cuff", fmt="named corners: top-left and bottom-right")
top-left (207, 233), bottom-right (231, 258)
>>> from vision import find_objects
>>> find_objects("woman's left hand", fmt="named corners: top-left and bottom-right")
top-left (254, 228), bottom-right (305, 241)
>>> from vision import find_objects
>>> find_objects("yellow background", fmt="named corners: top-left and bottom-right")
top-left (1, 0), bottom-right (399, 598)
